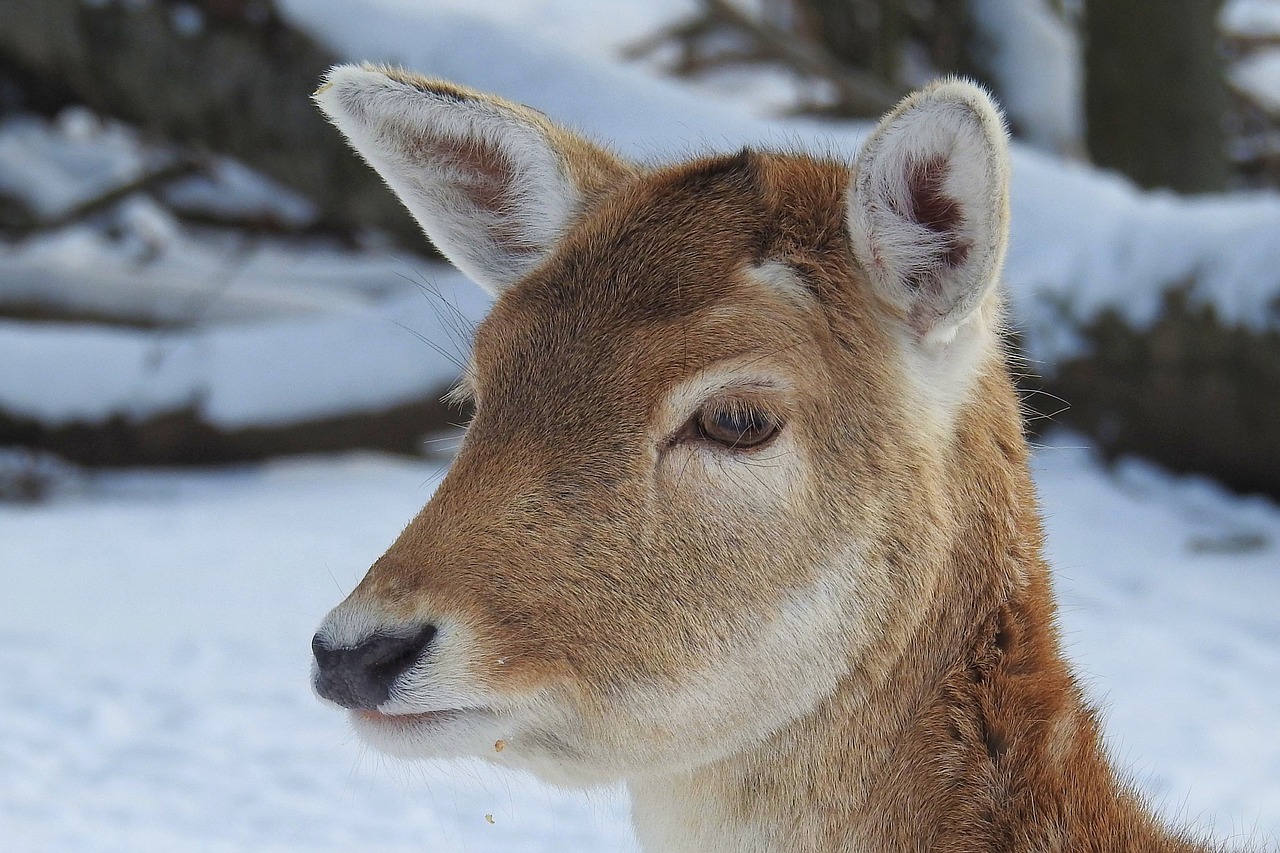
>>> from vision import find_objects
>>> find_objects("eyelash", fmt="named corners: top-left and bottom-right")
top-left (679, 401), bottom-right (783, 451)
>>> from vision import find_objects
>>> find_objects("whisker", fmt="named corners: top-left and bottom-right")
top-left (395, 269), bottom-right (475, 361)
top-left (392, 320), bottom-right (467, 372)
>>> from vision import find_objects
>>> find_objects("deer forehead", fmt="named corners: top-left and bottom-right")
top-left (461, 156), bottom-right (857, 429)
top-left (472, 284), bottom-right (816, 412)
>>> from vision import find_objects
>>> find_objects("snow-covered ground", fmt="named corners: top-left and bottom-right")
top-left (1224, 0), bottom-right (1280, 156)
top-left (1, 438), bottom-right (1278, 852)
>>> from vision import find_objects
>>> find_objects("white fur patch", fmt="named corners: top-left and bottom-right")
top-left (626, 549), bottom-right (871, 853)
top-left (626, 569), bottom-right (857, 765)
top-left (655, 363), bottom-right (795, 439)
top-left (745, 260), bottom-right (814, 310)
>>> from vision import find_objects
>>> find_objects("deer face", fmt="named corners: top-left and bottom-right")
top-left (311, 66), bottom-right (1010, 786)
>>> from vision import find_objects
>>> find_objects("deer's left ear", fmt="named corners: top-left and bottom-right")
top-left (847, 79), bottom-right (1011, 344)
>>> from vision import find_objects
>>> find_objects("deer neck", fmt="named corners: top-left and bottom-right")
top-left (627, 463), bottom-right (1201, 853)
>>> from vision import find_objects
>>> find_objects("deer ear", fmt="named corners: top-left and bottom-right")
top-left (315, 64), bottom-right (636, 294)
top-left (846, 79), bottom-right (1011, 344)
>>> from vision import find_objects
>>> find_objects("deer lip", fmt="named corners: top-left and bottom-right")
top-left (355, 707), bottom-right (486, 726)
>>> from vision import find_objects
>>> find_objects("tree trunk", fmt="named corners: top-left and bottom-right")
top-left (1023, 288), bottom-right (1280, 501)
top-left (789, 0), bottom-right (983, 102)
top-left (0, 0), bottom-right (424, 246)
top-left (1084, 0), bottom-right (1229, 192)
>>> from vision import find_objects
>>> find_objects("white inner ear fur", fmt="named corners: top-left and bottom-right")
top-left (847, 79), bottom-right (1011, 346)
top-left (314, 64), bottom-right (584, 294)
top-left (846, 79), bottom-right (1011, 437)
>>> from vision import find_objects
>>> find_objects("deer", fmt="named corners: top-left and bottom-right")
top-left (309, 63), bottom-right (1234, 853)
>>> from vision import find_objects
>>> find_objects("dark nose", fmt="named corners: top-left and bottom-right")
top-left (311, 625), bottom-right (437, 710)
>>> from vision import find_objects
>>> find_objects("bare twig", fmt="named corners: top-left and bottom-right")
top-left (625, 0), bottom-right (904, 116)
top-left (702, 0), bottom-right (902, 113)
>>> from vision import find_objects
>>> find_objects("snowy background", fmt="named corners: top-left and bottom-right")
top-left (2, 1), bottom-right (1279, 851)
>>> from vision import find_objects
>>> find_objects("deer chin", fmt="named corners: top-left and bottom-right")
top-left (348, 701), bottom-right (624, 788)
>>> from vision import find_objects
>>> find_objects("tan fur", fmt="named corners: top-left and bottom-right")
top-left (313, 68), bottom-right (1238, 852)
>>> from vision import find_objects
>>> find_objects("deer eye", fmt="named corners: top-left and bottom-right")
top-left (695, 405), bottom-right (780, 450)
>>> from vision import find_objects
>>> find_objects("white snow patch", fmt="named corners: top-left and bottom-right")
top-left (0, 225), bottom-right (424, 326)
top-left (362, 0), bottom-right (696, 59)
top-left (0, 107), bottom-right (319, 229)
top-left (159, 156), bottom-right (318, 228)
top-left (1222, 0), bottom-right (1280, 38)
top-left (0, 259), bottom-right (486, 427)
top-left (1231, 49), bottom-right (1280, 116)
top-left (0, 109), bottom-right (161, 218)
top-left (968, 0), bottom-right (1084, 156)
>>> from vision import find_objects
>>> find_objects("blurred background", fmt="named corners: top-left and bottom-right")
top-left (1, 2), bottom-right (1278, 852)
top-left (2, 0), bottom-right (1280, 494)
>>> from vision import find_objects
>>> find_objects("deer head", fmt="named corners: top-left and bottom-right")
top-left (310, 64), bottom-right (1015, 790)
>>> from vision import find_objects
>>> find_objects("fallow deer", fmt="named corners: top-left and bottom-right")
top-left (310, 64), bottom-right (1235, 853)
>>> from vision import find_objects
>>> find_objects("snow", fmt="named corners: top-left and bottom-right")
top-left (0, 109), bottom-right (318, 229)
top-left (0, 440), bottom-right (1277, 851)
top-left (168, 2), bottom-right (206, 38)
top-left (0, 260), bottom-right (486, 427)
top-left (1231, 50), bottom-right (1280, 116)
top-left (0, 448), bottom-right (82, 502)
top-left (1, 220), bottom-right (432, 326)
top-left (159, 157), bottom-right (318, 229)
top-left (1223, 0), bottom-right (1280, 38)
top-left (372, 0), bottom-right (696, 60)
top-left (0, 109), bottom-right (162, 219)
top-left (968, 0), bottom-right (1084, 156)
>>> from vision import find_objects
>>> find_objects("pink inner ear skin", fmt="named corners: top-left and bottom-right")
top-left (906, 154), bottom-right (971, 271)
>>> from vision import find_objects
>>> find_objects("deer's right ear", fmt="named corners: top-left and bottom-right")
top-left (315, 64), bottom-right (636, 294)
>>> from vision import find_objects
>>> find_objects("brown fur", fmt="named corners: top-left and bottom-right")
top-left (317, 71), bottom-right (1238, 852)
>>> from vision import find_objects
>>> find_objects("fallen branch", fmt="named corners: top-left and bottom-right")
top-left (0, 157), bottom-right (202, 235)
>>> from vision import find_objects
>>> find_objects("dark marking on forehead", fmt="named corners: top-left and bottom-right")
top-left (665, 148), bottom-right (760, 198)
top-left (499, 149), bottom-right (775, 331)
top-left (466, 152), bottom-right (784, 439)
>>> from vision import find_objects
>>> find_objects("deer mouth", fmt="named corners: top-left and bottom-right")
top-left (355, 707), bottom-right (488, 727)
top-left (348, 705), bottom-right (505, 759)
